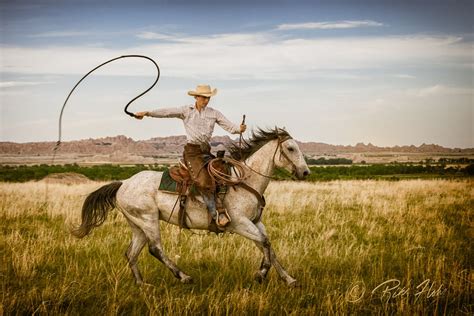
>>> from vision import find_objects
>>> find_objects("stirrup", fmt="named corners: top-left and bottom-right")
top-left (216, 208), bottom-right (231, 227)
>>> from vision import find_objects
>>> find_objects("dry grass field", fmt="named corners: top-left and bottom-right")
top-left (1, 179), bottom-right (472, 314)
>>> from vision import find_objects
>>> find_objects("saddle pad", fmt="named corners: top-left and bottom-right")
top-left (158, 169), bottom-right (179, 193)
top-left (159, 168), bottom-right (199, 195)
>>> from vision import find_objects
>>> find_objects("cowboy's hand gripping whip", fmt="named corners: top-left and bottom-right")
top-left (55, 55), bottom-right (160, 151)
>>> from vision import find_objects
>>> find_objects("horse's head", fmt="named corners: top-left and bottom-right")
top-left (274, 135), bottom-right (311, 180)
top-left (229, 127), bottom-right (311, 180)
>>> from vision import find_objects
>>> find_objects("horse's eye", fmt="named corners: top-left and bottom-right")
top-left (288, 147), bottom-right (294, 152)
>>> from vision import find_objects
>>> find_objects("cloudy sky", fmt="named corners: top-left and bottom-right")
top-left (1, 0), bottom-right (472, 148)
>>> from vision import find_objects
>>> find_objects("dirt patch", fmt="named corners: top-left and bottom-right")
top-left (41, 172), bottom-right (92, 184)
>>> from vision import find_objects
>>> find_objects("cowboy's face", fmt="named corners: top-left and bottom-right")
top-left (195, 96), bottom-right (210, 109)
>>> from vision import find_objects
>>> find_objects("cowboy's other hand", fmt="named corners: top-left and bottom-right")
top-left (240, 124), bottom-right (247, 133)
top-left (134, 111), bottom-right (148, 120)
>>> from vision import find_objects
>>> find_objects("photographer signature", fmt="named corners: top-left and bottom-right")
top-left (345, 279), bottom-right (447, 303)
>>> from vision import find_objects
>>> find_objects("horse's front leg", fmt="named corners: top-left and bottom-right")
top-left (254, 221), bottom-right (298, 287)
top-left (230, 218), bottom-right (272, 282)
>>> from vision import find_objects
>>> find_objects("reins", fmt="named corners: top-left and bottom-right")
top-left (207, 135), bottom-right (295, 185)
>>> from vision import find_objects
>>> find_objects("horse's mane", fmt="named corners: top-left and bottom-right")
top-left (228, 127), bottom-right (291, 161)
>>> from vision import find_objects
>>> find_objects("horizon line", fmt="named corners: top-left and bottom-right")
top-left (1, 134), bottom-right (473, 150)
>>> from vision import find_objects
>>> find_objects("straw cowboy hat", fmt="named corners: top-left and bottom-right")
top-left (187, 84), bottom-right (217, 97)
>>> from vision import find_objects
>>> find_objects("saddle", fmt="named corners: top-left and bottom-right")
top-left (160, 151), bottom-right (231, 233)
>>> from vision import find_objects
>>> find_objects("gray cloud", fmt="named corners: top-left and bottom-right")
top-left (0, 81), bottom-right (51, 88)
top-left (277, 20), bottom-right (384, 30)
top-left (29, 31), bottom-right (89, 38)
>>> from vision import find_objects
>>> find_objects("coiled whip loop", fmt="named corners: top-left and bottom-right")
top-left (55, 55), bottom-right (160, 151)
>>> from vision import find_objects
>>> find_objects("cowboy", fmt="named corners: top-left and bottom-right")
top-left (135, 84), bottom-right (246, 227)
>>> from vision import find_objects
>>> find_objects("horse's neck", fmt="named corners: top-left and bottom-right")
top-left (244, 140), bottom-right (278, 194)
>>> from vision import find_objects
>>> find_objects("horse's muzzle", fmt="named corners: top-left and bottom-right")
top-left (296, 167), bottom-right (311, 180)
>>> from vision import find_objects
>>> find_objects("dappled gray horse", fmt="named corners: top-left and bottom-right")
top-left (73, 128), bottom-right (310, 286)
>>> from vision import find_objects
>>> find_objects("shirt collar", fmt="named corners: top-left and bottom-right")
top-left (192, 105), bottom-right (209, 113)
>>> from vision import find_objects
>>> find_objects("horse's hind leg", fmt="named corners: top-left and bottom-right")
top-left (141, 221), bottom-right (193, 284)
top-left (125, 222), bottom-right (147, 285)
top-left (255, 221), bottom-right (297, 286)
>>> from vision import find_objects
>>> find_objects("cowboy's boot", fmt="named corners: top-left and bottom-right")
top-left (216, 191), bottom-right (231, 227)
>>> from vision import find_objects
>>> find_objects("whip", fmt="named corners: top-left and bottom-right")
top-left (55, 55), bottom-right (160, 151)
top-left (44, 55), bottom-right (160, 209)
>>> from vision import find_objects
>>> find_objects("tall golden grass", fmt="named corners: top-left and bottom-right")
top-left (1, 179), bottom-right (472, 314)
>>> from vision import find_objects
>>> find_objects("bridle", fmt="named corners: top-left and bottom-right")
top-left (243, 135), bottom-right (299, 180)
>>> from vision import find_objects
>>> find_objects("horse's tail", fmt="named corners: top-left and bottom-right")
top-left (72, 181), bottom-right (123, 238)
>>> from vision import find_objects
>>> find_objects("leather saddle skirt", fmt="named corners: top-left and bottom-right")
top-left (169, 159), bottom-right (192, 184)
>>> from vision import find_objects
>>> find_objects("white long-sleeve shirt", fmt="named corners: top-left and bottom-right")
top-left (148, 105), bottom-right (241, 144)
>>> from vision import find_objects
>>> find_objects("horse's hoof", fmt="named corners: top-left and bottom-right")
top-left (180, 276), bottom-right (193, 284)
top-left (287, 279), bottom-right (299, 288)
top-left (254, 271), bottom-right (266, 283)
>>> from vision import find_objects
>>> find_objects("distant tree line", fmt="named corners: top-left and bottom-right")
top-left (273, 163), bottom-right (474, 181)
top-left (437, 158), bottom-right (474, 164)
top-left (305, 156), bottom-right (353, 165)
top-left (0, 164), bottom-right (167, 182)
top-left (0, 162), bottom-right (472, 183)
